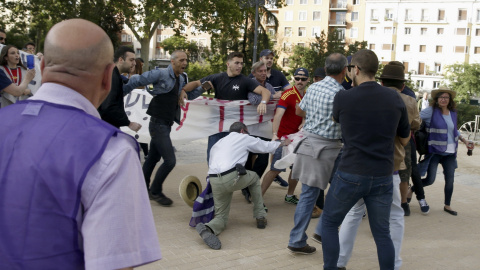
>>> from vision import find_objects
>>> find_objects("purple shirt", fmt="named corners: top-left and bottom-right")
top-left (30, 83), bottom-right (162, 270)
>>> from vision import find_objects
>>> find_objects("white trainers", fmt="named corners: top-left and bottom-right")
top-left (419, 199), bottom-right (430, 215)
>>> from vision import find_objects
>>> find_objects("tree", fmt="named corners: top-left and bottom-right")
top-left (160, 35), bottom-right (209, 63)
top-left (443, 63), bottom-right (480, 103)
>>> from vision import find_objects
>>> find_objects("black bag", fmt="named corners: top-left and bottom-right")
top-left (414, 121), bottom-right (429, 156)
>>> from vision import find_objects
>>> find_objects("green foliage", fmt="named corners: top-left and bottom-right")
top-left (456, 103), bottom-right (480, 129)
top-left (185, 61), bottom-right (213, 81)
top-left (160, 36), bottom-right (209, 63)
top-left (444, 63), bottom-right (480, 103)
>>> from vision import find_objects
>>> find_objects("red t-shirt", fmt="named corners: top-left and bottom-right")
top-left (277, 86), bottom-right (303, 138)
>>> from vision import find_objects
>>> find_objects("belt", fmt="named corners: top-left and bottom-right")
top-left (150, 116), bottom-right (173, 126)
top-left (208, 167), bottom-right (236, 178)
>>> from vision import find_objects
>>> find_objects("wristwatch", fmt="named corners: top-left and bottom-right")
top-left (261, 100), bottom-right (267, 104)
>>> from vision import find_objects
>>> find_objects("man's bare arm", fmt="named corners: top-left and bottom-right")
top-left (295, 104), bottom-right (306, 118)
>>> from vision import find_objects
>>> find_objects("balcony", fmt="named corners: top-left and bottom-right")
top-left (329, 20), bottom-right (347, 26)
top-left (330, 2), bottom-right (347, 10)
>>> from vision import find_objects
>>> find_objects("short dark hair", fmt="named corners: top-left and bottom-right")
top-left (114, 46), bottom-right (135, 63)
top-left (351, 49), bottom-right (378, 77)
top-left (24, 42), bottom-right (35, 48)
top-left (227, 52), bottom-right (244, 61)
top-left (381, 79), bottom-right (404, 90)
top-left (325, 53), bottom-right (347, 76)
top-left (0, 29), bottom-right (5, 34)
top-left (229, 122), bottom-right (248, 133)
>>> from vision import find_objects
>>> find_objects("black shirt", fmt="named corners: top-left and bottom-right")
top-left (147, 75), bottom-right (179, 123)
top-left (98, 66), bottom-right (130, 128)
top-left (333, 81), bottom-right (410, 176)
top-left (248, 68), bottom-right (289, 92)
top-left (200, 72), bottom-right (260, 100)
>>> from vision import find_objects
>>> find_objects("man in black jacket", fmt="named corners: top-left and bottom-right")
top-left (98, 46), bottom-right (141, 132)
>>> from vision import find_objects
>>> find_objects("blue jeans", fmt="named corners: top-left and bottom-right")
top-left (143, 120), bottom-right (176, 195)
top-left (422, 153), bottom-right (457, 206)
top-left (288, 183), bottom-right (321, 248)
top-left (321, 170), bottom-right (394, 270)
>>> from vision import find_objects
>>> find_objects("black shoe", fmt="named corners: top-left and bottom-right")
top-left (444, 207), bottom-right (457, 216)
top-left (256, 217), bottom-right (267, 229)
top-left (311, 233), bottom-right (322, 244)
top-left (196, 223), bottom-right (221, 250)
top-left (273, 175), bottom-right (289, 187)
top-left (242, 188), bottom-right (251, 203)
top-left (401, 202), bottom-right (410, 216)
top-left (150, 192), bottom-right (173, 206)
top-left (287, 244), bottom-right (316, 255)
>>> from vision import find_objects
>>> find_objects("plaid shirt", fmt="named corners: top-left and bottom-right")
top-left (299, 76), bottom-right (343, 139)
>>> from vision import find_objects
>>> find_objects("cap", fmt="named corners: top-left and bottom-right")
top-left (294, 67), bottom-right (309, 77)
top-left (314, 67), bottom-right (326, 78)
top-left (260, 49), bottom-right (274, 58)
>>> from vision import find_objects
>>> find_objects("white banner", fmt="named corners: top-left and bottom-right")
top-left (0, 44), bottom-right (42, 94)
top-left (121, 89), bottom-right (276, 143)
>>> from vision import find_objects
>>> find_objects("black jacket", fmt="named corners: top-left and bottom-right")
top-left (98, 66), bottom-right (130, 128)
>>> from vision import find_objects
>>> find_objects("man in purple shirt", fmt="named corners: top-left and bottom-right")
top-left (0, 19), bottom-right (161, 270)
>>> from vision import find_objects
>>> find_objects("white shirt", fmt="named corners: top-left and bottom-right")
top-left (208, 132), bottom-right (280, 174)
top-left (31, 83), bottom-right (161, 270)
top-left (421, 99), bottom-right (429, 110)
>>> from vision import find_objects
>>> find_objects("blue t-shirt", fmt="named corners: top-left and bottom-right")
top-left (248, 69), bottom-right (289, 92)
top-left (401, 85), bottom-right (416, 99)
top-left (333, 81), bottom-right (410, 177)
top-left (0, 71), bottom-right (12, 92)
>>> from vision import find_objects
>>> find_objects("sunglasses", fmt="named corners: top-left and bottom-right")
top-left (346, 65), bottom-right (362, 72)
top-left (0, 37), bottom-right (5, 41)
top-left (294, 77), bottom-right (308, 81)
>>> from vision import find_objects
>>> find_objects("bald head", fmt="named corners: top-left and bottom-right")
top-left (41, 19), bottom-right (115, 107)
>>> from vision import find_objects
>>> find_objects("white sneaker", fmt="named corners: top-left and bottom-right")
top-left (419, 199), bottom-right (430, 215)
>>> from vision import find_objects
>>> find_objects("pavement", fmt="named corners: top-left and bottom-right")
top-left (139, 139), bottom-right (480, 270)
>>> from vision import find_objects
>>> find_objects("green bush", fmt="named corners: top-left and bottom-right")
top-left (456, 103), bottom-right (480, 129)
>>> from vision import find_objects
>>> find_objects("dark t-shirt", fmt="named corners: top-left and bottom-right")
top-left (0, 71), bottom-right (12, 92)
top-left (333, 81), bottom-right (410, 176)
top-left (147, 75), bottom-right (179, 123)
top-left (248, 68), bottom-right (289, 92)
top-left (201, 72), bottom-right (259, 100)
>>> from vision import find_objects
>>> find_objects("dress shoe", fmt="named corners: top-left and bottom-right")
top-left (444, 207), bottom-right (457, 216)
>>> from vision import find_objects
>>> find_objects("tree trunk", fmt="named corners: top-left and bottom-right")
top-left (140, 38), bottom-right (151, 71)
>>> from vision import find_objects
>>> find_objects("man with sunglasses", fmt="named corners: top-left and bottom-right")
top-left (261, 68), bottom-right (309, 206)
top-left (286, 54), bottom-right (346, 255)
top-left (0, 29), bottom-right (6, 44)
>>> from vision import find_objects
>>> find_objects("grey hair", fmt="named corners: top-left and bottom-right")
top-left (229, 122), bottom-right (248, 133)
top-left (170, 50), bottom-right (185, 60)
top-left (325, 53), bottom-right (347, 76)
top-left (251, 61), bottom-right (266, 73)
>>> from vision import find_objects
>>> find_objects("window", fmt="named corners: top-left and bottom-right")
top-left (421, 28), bottom-right (427, 35)
top-left (156, 35), bottom-right (162, 42)
top-left (298, 27), bottom-right (306, 37)
top-left (268, 28), bottom-right (276, 36)
top-left (434, 63), bottom-right (441, 73)
top-left (455, 28), bottom-right (469, 35)
top-left (438, 9), bottom-right (445, 21)
top-left (267, 17), bottom-right (276, 25)
top-left (405, 9), bottom-right (412, 21)
top-left (417, 80), bottom-right (424, 87)
top-left (313, 11), bottom-right (321, 21)
top-left (421, 9), bottom-right (429, 21)
top-left (404, 44), bottom-right (410, 51)
top-left (383, 44), bottom-right (394, 50)
top-left (121, 34), bottom-right (127, 42)
top-left (127, 35), bottom-right (132, 42)
top-left (285, 27), bottom-right (292, 37)
top-left (351, 12), bottom-right (359, 21)
top-left (350, 27), bottom-right (358, 38)
top-left (286, 0), bottom-right (293, 5)
top-left (371, 9), bottom-right (378, 21)
top-left (282, 58), bottom-right (290, 67)
top-left (283, 42), bottom-right (291, 51)
top-left (299, 11), bottom-right (307, 21)
top-left (419, 45), bottom-right (426, 52)
top-left (405, 27), bottom-right (411, 34)
top-left (369, 44), bottom-right (376, 50)
top-left (458, 9), bottom-right (467, 21)
top-left (300, 0), bottom-right (307, 4)
top-left (384, 27), bottom-right (394, 34)
top-left (477, 10), bottom-right (480, 21)
top-left (403, 62), bottom-right (409, 71)
top-left (297, 42), bottom-right (306, 47)
top-left (285, 11), bottom-right (293, 21)
top-left (337, 28), bottom-right (346, 40)
top-left (433, 81), bottom-right (440, 88)
top-left (385, 9), bottom-right (393, 20)
top-left (370, 27), bottom-right (377, 34)
top-left (353, 0), bottom-right (360, 5)
top-left (436, 46), bottom-right (443, 53)
top-left (475, 47), bottom-right (480, 54)
top-left (476, 29), bottom-right (480, 36)
top-left (437, 28), bottom-right (444, 35)
top-left (314, 0), bottom-right (321, 4)
top-left (136, 48), bottom-right (141, 55)
top-left (455, 46), bottom-right (467, 53)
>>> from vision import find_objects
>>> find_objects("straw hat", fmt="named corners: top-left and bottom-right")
top-left (179, 175), bottom-right (202, 207)
top-left (431, 86), bottom-right (456, 99)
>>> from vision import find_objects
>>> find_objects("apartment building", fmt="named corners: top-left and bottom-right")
top-left (364, 0), bottom-right (480, 91)
top-left (266, 0), bottom-right (365, 68)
